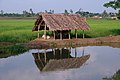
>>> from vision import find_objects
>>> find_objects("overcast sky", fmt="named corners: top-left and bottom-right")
top-left (0, 0), bottom-right (116, 13)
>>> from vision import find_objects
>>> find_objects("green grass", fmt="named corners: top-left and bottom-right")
top-left (0, 19), bottom-right (38, 43)
top-left (0, 19), bottom-right (120, 43)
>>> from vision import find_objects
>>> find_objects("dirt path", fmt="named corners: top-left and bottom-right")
top-left (26, 35), bottom-right (120, 49)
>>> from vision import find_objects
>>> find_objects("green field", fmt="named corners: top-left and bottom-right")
top-left (0, 19), bottom-right (120, 43)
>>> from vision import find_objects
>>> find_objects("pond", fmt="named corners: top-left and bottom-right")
top-left (0, 45), bottom-right (120, 80)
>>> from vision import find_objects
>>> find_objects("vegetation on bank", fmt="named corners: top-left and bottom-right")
top-left (0, 44), bottom-right (29, 58)
top-left (0, 18), bottom-right (120, 43)
top-left (103, 69), bottom-right (120, 80)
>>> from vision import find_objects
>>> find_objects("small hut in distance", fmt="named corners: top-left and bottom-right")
top-left (32, 13), bottom-right (90, 40)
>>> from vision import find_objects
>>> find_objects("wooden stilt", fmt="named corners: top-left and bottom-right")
top-left (44, 24), bottom-right (46, 39)
top-left (75, 48), bottom-right (77, 57)
top-left (38, 33), bottom-right (40, 38)
top-left (83, 30), bottom-right (85, 39)
top-left (53, 48), bottom-right (56, 58)
top-left (38, 53), bottom-right (41, 60)
top-left (37, 25), bottom-right (40, 38)
top-left (60, 31), bottom-right (62, 40)
top-left (75, 29), bottom-right (77, 39)
top-left (60, 48), bottom-right (62, 58)
top-left (54, 31), bottom-right (55, 40)
top-left (44, 49), bottom-right (47, 63)
top-left (69, 30), bottom-right (71, 39)
top-left (82, 47), bottom-right (84, 56)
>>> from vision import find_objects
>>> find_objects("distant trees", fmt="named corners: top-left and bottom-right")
top-left (0, 8), bottom-right (117, 19)
top-left (0, 10), bottom-right (4, 16)
top-left (70, 9), bottom-right (73, 14)
top-left (64, 9), bottom-right (69, 14)
top-left (101, 10), bottom-right (109, 18)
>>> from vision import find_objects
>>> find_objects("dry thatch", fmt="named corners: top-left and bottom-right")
top-left (32, 13), bottom-right (90, 31)
top-left (32, 52), bottom-right (90, 72)
top-left (42, 55), bottom-right (90, 71)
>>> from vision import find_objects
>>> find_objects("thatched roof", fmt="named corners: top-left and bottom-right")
top-left (32, 53), bottom-right (90, 71)
top-left (32, 13), bottom-right (90, 31)
top-left (42, 55), bottom-right (90, 71)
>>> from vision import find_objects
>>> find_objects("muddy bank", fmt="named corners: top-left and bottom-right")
top-left (26, 35), bottom-right (120, 49)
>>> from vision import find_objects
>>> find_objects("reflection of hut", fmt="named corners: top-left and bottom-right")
top-left (32, 48), bottom-right (90, 71)
top-left (32, 13), bottom-right (90, 40)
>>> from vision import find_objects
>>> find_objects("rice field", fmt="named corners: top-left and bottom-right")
top-left (0, 18), bottom-right (120, 43)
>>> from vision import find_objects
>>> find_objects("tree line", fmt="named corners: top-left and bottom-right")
top-left (0, 9), bottom-right (117, 19)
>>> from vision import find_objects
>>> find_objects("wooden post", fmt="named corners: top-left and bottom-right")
top-left (53, 48), bottom-right (55, 56)
top-left (60, 48), bottom-right (62, 58)
top-left (37, 25), bottom-right (40, 38)
top-left (38, 53), bottom-right (41, 60)
top-left (44, 49), bottom-right (47, 63)
top-left (75, 29), bottom-right (77, 39)
top-left (60, 31), bottom-right (62, 40)
top-left (82, 47), bottom-right (85, 56)
top-left (75, 48), bottom-right (77, 57)
top-left (44, 24), bottom-right (46, 39)
top-left (54, 31), bottom-right (55, 40)
top-left (69, 30), bottom-right (71, 39)
top-left (83, 30), bottom-right (85, 39)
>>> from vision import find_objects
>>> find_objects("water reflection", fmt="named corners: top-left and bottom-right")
top-left (0, 46), bottom-right (120, 80)
top-left (32, 48), bottom-right (90, 71)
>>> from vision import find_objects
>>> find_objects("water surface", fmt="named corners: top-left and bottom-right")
top-left (0, 46), bottom-right (120, 80)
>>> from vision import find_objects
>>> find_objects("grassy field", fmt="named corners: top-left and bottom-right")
top-left (0, 18), bottom-right (120, 43)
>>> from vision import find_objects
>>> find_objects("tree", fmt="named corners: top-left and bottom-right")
top-left (64, 9), bottom-right (69, 14)
top-left (29, 8), bottom-right (34, 16)
top-left (101, 10), bottom-right (109, 18)
top-left (0, 10), bottom-right (4, 16)
top-left (70, 9), bottom-right (73, 14)
top-left (103, 0), bottom-right (120, 18)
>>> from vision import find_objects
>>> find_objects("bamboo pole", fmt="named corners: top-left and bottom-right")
top-left (83, 30), bottom-right (85, 39)
top-left (37, 20), bottom-right (43, 38)
top-left (37, 25), bottom-right (40, 38)
top-left (75, 29), bottom-right (77, 39)
top-left (44, 49), bottom-right (47, 63)
top-left (44, 24), bottom-right (47, 39)
top-left (75, 48), bottom-right (77, 57)
top-left (69, 30), bottom-right (71, 39)
top-left (60, 31), bottom-right (62, 40)
top-left (54, 31), bottom-right (55, 40)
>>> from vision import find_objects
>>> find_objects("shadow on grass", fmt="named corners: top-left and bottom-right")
top-left (71, 33), bottom-right (92, 38)
top-left (110, 29), bottom-right (120, 35)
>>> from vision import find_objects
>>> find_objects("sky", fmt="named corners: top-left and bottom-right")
top-left (0, 0), bottom-right (117, 13)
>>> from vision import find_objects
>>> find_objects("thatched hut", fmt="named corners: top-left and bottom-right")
top-left (32, 48), bottom-right (90, 71)
top-left (32, 13), bottom-right (90, 40)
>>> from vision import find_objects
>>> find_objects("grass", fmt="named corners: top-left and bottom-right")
top-left (0, 18), bottom-right (120, 43)
top-left (0, 19), bottom-right (38, 43)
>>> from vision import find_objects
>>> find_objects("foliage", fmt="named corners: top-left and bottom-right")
top-left (101, 10), bottom-right (109, 18)
top-left (104, 0), bottom-right (120, 17)
top-left (103, 69), bottom-right (120, 80)
top-left (0, 44), bottom-right (29, 58)
top-left (104, 0), bottom-right (120, 10)
top-left (64, 9), bottom-right (69, 14)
